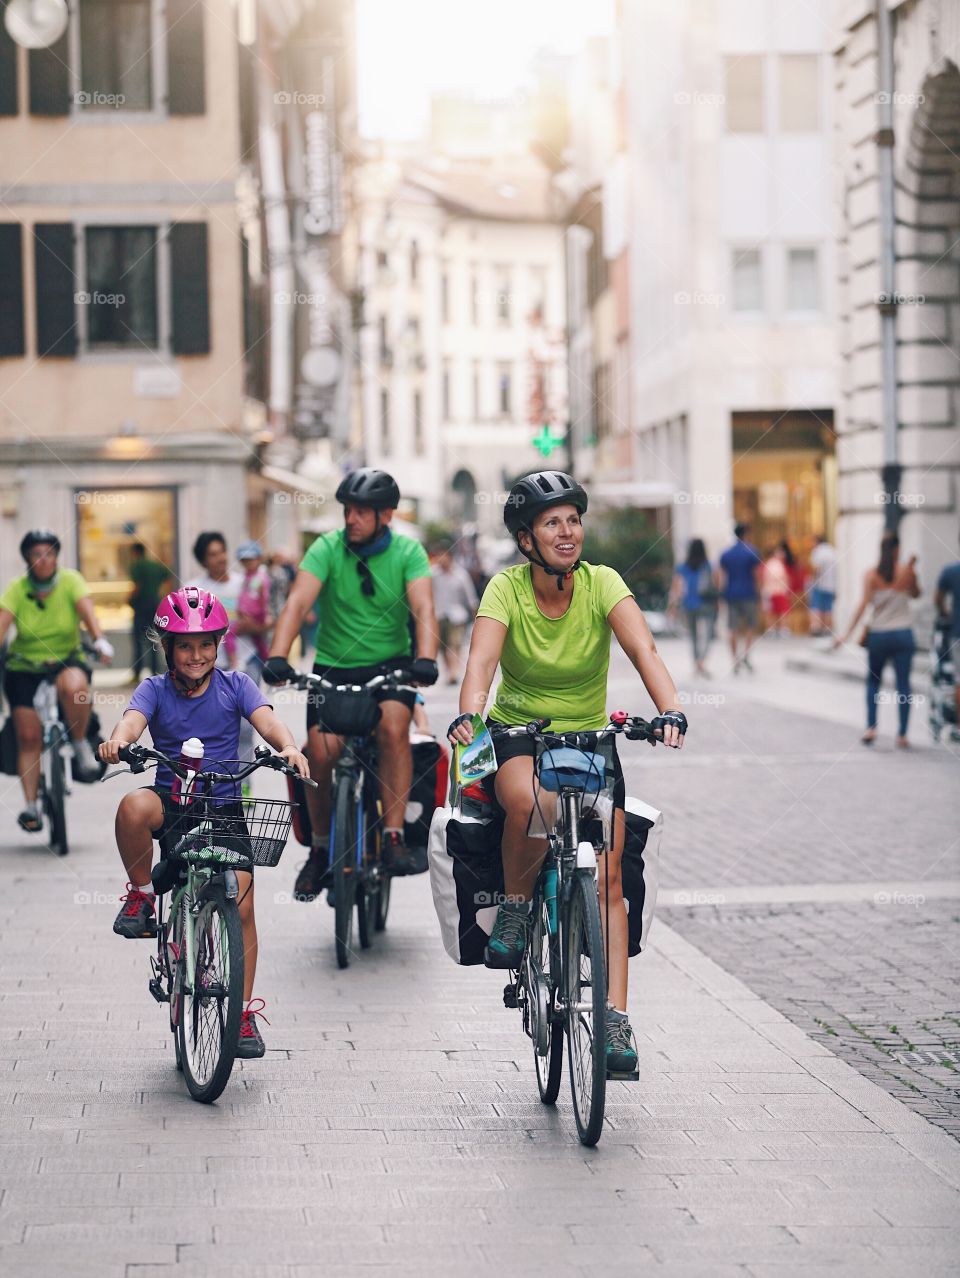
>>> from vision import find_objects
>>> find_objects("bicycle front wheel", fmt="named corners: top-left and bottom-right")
top-left (44, 740), bottom-right (69, 857)
top-left (531, 893), bottom-right (563, 1105)
top-left (178, 885), bottom-right (244, 1103)
top-left (332, 775), bottom-right (357, 969)
top-left (564, 870), bottom-right (607, 1146)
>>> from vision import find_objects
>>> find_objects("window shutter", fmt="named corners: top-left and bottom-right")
top-left (169, 222), bottom-right (210, 355)
top-left (28, 32), bottom-right (70, 116)
top-left (166, 0), bottom-right (205, 115)
top-left (34, 223), bottom-right (77, 357)
top-left (0, 225), bottom-right (25, 355)
top-left (0, 2), bottom-right (18, 116)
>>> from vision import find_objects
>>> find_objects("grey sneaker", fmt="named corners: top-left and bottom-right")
top-left (113, 884), bottom-right (157, 939)
top-left (483, 902), bottom-right (532, 969)
top-left (236, 999), bottom-right (268, 1059)
top-left (605, 1009), bottom-right (638, 1074)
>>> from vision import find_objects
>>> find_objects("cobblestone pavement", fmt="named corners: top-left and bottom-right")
top-left (0, 641), bottom-right (957, 1275)
top-left (605, 640), bottom-right (960, 1144)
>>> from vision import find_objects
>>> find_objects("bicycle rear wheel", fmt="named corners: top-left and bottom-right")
top-left (356, 795), bottom-right (379, 949)
top-left (564, 870), bottom-right (607, 1146)
top-left (178, 884), bottom-right (243, 1103)
top-left (332, 775), bottom-right (357, 969)
top-left (530, 893), bottom-right (563, 1105)
top-left (44, 738), bottom-right (69, 857)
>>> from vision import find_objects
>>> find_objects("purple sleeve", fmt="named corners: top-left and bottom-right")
top-left (235, 672), bottom-right (271, 720)
top-left (126, 677), bottom-right (160, 720)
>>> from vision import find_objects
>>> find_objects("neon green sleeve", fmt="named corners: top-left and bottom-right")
top-left (300, 534), bottom-right (332, 584)
top-left (596, 565), bottom-right (634, 617)
top-left (404, 539), bottom-right (431, 582)
top-left (0, 577), bottom-right (23, 614)
top-left (476, 572), bottom-right (513, 626)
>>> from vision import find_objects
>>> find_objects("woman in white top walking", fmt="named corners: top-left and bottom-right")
top-left (835, 534), bottom-right (920, 747)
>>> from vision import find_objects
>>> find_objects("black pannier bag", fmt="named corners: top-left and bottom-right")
top-left (404, 736), bottom-right (449, 851)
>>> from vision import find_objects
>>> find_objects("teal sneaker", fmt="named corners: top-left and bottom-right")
top-left (606, 1009), bottom-right (638, 1074)
top-left (483, 901), bottom-right (531, 969)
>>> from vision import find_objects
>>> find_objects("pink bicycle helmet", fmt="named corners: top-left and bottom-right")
top-left (154, 586), bottom-right (229, 635)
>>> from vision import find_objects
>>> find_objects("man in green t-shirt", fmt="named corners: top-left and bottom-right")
top-left (128, 543), bottom-right (171, 678)
top-left (0, 529), bottom-right (115, 833)
top-left (264, 469), bottom-right (438, 896)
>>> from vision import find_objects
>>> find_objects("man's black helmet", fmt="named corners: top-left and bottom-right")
top-left (335, 468), bottom-right (400, 511)
top-left (503, 471), bottom-right (588, 538)
top-left (20, 528), bottom-right (61, 560)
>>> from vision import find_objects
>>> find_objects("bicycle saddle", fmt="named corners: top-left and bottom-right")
top-left (537, 747), bottom-right (607, 795)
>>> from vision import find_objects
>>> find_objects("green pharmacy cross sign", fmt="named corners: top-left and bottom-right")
top-left (532, 425), bottom-right (565, 457)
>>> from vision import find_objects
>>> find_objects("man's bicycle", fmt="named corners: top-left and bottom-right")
top-left (290, 669), bottom-right (416, 969)
top-left (107, 743), bottom-right (313, 1103)
top-left (487, 713), bottom-right (659, 1146)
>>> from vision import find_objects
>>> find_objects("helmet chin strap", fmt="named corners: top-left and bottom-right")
top-left (520, 532), bottom-right (581, 591)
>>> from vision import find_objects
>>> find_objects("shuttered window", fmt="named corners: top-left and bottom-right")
top-left (166, 0), bottom-right (205, 115)
top-left (84, 225), bottom-right (159, 349)
top-left (28, 34), bottom-right (70, 115)
top-left (169, 223), bottom-right (210, 354)
top-left (34, 224), bottom-right (78, 356)
top-left (0, 225), bottom-right (25, 356)
top-left (0, 2), bottom-right (17, 116)
top-left (78, 0), bottom-right (153, 111)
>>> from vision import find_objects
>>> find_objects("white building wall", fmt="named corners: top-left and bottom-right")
top-left (622, 0), bottom-right (839, 567)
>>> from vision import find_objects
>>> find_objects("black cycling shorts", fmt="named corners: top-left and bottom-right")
top-left (147, 785), bottom-right (250, 867)
top-left (484, 719), bottom-right (626, 811)
top-left (306, 657), bottom-right (416, 734)
top-left (3, 661), bottom-right (90, 710)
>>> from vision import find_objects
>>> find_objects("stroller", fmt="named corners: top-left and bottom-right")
top-left (928, 617), bottom-right (957, 742)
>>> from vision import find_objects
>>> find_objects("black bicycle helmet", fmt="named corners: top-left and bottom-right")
top-left (335, 468), bottom-right (401, 511)
top-left (503, 471), bottom-right (588, 538)
top-left (20, 528), bottom-right (61, 560)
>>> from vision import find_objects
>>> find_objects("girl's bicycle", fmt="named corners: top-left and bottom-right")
top-left (488, 713), bottom-right (658, 1146)
top-left (290, 669), bottom-right (416, 969)
top-left (108, 743), bottom-right (314, 1103)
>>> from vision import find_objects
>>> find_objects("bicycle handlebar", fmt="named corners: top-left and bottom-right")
top-left (289, 668), bottom-right (419, 697)
top-left (490, 714), bottom-right (660, 748)
top-left (115, 743), bottom-right (318, 787)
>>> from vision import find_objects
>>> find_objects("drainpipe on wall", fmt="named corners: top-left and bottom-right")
top-left (259, 82), bottom-right (294, 434)
top-left (876, 0), bottom-right (902, 532)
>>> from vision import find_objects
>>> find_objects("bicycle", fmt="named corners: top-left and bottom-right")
top-left (483, 712), bottom-right (659, 1147)
top-left (289, 668), bottom-right (417, 969)
top-left (106, 742), bottom-right (314, 1103)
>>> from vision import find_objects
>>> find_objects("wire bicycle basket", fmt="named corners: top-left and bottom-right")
top-left (171, 795), bottom-right (297, 869)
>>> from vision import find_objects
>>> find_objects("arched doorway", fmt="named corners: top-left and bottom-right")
top-left (450, 469), bottom-right (477, 523)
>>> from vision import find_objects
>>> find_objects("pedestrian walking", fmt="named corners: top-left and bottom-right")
top-left (186, 532), bottom-right (243, 670)
top-left (430, 541), bottom-right (479, 684)
top-left (835, 533), bottom-right (920, 747)
top-left (933, 530), bottom-right (960, 743)
top-left (668, 538), bottom-right (719, 676)
top-left (267, 551), bottom-right (295, 622)
top-left (762, 544), bottom-right (791, 637)
top-left (128, 543), bottom-right (170, 679)
top-left (719, 522), bottom-right (762, 672)
top-left (232, 542), bottom-right (273, 765)
top-left (809, 533), bottom-right (838, 636)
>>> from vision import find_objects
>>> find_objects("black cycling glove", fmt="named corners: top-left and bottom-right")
top-left (262, 656), bottom-right (297, 686)
top-left (651, 709), bottom-right (688, 737)
top-left (446, 713), bottom-right (472, 741)
top-left (410, 657), bottom-right (439, 687)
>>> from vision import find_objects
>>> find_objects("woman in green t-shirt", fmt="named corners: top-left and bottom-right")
top-left (448, 472), bottom-right (687, 1075)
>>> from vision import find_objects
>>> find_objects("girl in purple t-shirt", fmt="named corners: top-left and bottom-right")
top-left (99, 587), bottom-right (308, 1060)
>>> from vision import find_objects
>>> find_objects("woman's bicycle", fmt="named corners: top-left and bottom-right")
top-left (106, 743), bottom-right (313, 1103)
top-left (290, 669), bottom-right (416, 969)
top-left (487, 713), bottom-right (659, 1147)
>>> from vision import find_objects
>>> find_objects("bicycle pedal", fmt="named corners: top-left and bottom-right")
top-left (502, 982), bottom-right (519, 1009)
top-left (148, 977), bottom-right (169, 1004)
top-left (606, 1068), bottom-right (640, 1082)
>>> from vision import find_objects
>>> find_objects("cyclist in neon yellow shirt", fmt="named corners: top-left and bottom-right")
top-left (0, 529), bottom-right (115, 832)
top-left (264, 469), bottom-right (439, 896)
top-left (448, 472), bottom-right (687, 1074)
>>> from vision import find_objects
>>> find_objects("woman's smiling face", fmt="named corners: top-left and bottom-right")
top-left (522, 504), bottom-right (584, 570)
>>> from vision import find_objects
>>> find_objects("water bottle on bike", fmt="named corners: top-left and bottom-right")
top-left (171, 737), bottom-right (204, 806)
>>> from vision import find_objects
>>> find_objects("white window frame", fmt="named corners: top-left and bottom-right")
top-left (783, 243), bottom-right (822, 317)
top-left (75, 215), bottom-right (171, 360)
top-left (68, 0), bottom-right (168, 123)
top-left (728, 243), bottom-right (766, 318)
